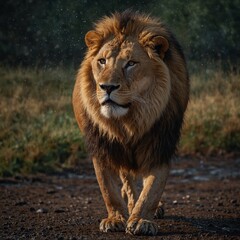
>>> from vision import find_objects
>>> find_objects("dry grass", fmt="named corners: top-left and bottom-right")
top-left (0, 67), bottom-right (86, 176)
top-left (181, 70), bottom-right (240, 155)
top-left (0, 67), bottom-right (239, 176)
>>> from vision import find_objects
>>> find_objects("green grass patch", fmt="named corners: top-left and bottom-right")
top-left (0, 67), bottom-right (86, 176)
top-left (0, 66), bottom-right (239, 176)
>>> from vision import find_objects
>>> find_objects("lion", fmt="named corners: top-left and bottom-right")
top-left (72, 10), bottom-right (189, 236)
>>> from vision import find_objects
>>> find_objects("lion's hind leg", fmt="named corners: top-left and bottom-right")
top-left (154, 201), bottom-right (165, 219)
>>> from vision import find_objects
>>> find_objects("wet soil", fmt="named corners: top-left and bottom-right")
top-left (1, 157), bottom-right (240, 240)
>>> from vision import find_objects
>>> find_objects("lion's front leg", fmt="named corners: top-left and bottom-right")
top-left (119, 170), bottom-right (138, 215)
top-left (126, 164), bottom-right (170, 236)
top-left (92, 158), bottom-right (128, 232)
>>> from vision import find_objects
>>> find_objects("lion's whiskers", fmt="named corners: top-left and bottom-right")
top-left (132, 96), bottom-right (147, 105)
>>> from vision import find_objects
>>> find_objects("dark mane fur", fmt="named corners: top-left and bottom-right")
top-left (83, 99), bottom-right (184, 173)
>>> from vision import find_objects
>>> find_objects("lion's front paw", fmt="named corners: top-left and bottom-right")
top-left (126, 218), bottom-right (158, 236)
top-left (99, 217), bottom-right (126, 232)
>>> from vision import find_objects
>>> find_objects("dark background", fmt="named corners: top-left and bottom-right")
top-left (0, 0), bottom-right (239, 69)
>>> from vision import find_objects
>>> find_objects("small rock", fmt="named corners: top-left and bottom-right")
top-left (15, 200), bottom-right (27, 206)
top-left (69, 237), bottom-right (77, 240)
top-left (30, 207), bottom-right (36, 212)
top-left (36, 208), bottom-right (48, 213)
top-left (46, 189), bottom-right (57, 194)
top-left (54, 208), bottom-right (65, 213)
top-left (207, 223), bottom-right (214, 228)
top-left (85, 198), bottom-right (92, 204)
top-left (173, 200), bottom-right (178, 205)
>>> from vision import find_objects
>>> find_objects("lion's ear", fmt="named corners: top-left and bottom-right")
top-left (140, 33), bottom-right (169, 59)
top-left (150, 36), bottom-right (169, 59)
top-left (85, 30), bottom-right (102, 48)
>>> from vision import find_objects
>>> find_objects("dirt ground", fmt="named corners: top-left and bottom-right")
top-left (1, 157), bottom-right (240, 240)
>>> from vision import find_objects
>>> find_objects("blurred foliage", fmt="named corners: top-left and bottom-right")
top-left (150, 0), bottom-right (240, 64)
top-left (0, 0), bottom-right (239, 67)
top-left (181, 69), bottom-right (240, 156)
top-left (0, 67), bottom-right (86, 176)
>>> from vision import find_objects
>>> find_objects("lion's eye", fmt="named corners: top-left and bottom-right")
top-left (126, 60), bottom-right (136, 68)
top-left (98, 58), bottom-right (106, 65)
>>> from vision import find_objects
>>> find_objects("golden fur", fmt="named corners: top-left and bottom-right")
top-left (73, 10), bottom-right (189, 236)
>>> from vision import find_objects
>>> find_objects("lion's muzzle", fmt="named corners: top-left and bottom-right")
top-left (98, 82), bottom-right (131, 118)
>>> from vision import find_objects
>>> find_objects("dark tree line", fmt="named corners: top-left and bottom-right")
top-left (0, 0), bottom-right (239, 68)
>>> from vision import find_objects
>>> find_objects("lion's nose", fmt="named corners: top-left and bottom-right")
top-left (99, 84), bottom-right (120, 95)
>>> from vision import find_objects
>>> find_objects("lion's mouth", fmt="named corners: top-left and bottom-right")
top-left (101, 99), bottom-right (131, 109)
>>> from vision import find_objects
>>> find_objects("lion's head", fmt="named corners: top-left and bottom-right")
top-left (86, 29), bottom-right (170, 120)
top-left (73, 10), bottom-right (189, 143)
